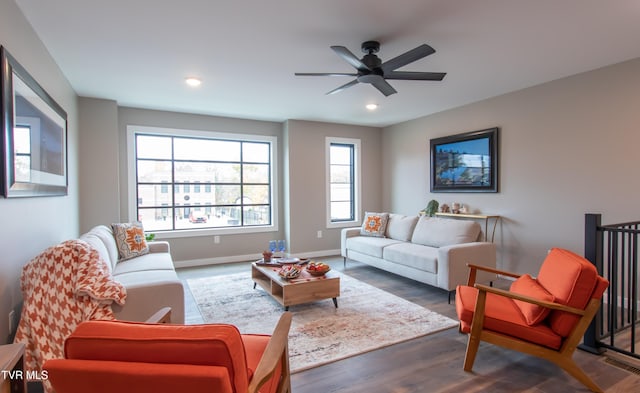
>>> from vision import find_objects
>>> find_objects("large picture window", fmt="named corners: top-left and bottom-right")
top-left (129, 126), bottom-right (275, 233)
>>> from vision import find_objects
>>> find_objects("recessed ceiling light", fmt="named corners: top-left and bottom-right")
top-left (185, 77), bottom-right (202, 87)
top-left (366, 103), bottom-right (378, 111)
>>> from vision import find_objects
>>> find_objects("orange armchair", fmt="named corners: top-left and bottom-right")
top-left (455, 248), bottom-right (608, 392)
top-left (43, 312), bottom-right (292, 393)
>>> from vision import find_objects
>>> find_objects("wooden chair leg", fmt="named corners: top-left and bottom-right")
top-left (464, 290), bottom-right (487, 372)
top-left (557, 358), bottom-right (603, 393)
top-left (463, 333), bottom-right (481, 371)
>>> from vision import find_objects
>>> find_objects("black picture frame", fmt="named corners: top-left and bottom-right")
top-left (1, 46), bottom-right (68, 197)
top-left (430, 127), bottom-right (499, 193)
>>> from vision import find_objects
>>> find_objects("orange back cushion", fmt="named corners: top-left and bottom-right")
top-left (65, 321), bottom-right (249, 393)
top-left (536, 248), bottom-right (599, 337)
top-left (510, 274), bottom-right (556, 325)
top-left (46, 358), bottom-right (235, 393)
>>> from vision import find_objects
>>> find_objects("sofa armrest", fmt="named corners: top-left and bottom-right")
top-left (340, 227), bottom-right (362, 257)
top-left (437, 242), bottom-right (497, 291)
top-left (148, 241), bottom-right (170, 254)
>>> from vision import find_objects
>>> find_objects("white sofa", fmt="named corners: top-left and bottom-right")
top-left (341, 214), bottom-right (496, 294)
top-left (80, 225), bottom-right (185, 324)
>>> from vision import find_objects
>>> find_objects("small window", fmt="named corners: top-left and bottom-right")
top-left (326, 137), bottom-right (360, 228)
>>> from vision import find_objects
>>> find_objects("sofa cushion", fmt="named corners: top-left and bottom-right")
top-left (345, 236), bottom-right (403, 259)
top-left (112, 222), bottom-right (149, 261)
top-left (536, 248), bottom-right (599, 337)
top-left (80, 233), bottom-right (114, 273)
top-left (113, 252), bottom-right (176, 275)
top-left (80, 225), bottom-right (119, 270)
top-left (410, 217), bottom-right (481, 248)
top-left (360, 212), bottom-right (389, 237)
top-left (510, 274), bottom-right (556, 326)
top-left (385, 214), bottom-right (419, 242)
top-left (456, 285), bottom-right (562, 350)
top-left (382, 242), bottom-right (438, 273)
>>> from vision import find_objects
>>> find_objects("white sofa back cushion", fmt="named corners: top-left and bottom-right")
top-left (80, 225), bottom-right (119, 271)
top-left (385, 214), bottom-right (419, 242)
top-left (410, 217), bottom-right (481, 247)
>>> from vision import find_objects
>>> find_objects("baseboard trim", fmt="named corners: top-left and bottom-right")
top-left (174, 248), bottom-right (341, 269)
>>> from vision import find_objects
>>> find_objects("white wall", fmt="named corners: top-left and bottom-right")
top-left (383, 57), bottom-right (640, 274)
top-left (0, 0), bottom-right (79, 344)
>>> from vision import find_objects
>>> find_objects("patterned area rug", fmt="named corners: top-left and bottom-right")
top-left (187, 272), bottom-right (458, 373)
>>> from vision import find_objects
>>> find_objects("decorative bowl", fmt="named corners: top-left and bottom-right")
top-left (306, 261), bottom-right (331, 276)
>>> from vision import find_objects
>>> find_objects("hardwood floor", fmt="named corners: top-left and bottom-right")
top-left (177, 257), bottom-right (640, 393)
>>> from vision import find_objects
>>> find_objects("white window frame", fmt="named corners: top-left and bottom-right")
top-left (126, 125), bottom-right (278, 238)
top-left (325, 137), bottom-right (361, 229)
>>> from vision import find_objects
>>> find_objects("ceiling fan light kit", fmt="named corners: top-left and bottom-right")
top-left (295, 40), bottom-right (446, 97)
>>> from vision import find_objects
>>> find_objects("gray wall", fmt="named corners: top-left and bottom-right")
top-left (0, 0), bottom-right (79, 344)
top-left (382, 57), bottom-right (640, 274)
top-left (285, 120), bottom-right (382, 254)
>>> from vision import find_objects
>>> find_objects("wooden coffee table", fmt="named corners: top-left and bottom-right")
top-left (251, 262), bottom-right (340, 311)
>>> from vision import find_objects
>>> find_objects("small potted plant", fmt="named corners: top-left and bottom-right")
top-left (421, 199), bottom-right (439, 217)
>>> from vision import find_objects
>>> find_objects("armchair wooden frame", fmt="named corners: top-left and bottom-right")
top-left (462, 264), bottom-right (604, 393)
top-left (249, 311), bottom-right (292, 393)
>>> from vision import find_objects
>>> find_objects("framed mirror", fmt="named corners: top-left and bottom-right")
top-left (1, 46), bottom-right (67, 197)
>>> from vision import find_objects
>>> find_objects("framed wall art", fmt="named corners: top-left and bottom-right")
top-left (430, 127), bottom-right (499, 193)
top-left (1, 46), bottom-right (68, 197)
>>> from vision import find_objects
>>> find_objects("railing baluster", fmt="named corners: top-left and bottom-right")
top-left (584, 213), bottom-right (640, 360)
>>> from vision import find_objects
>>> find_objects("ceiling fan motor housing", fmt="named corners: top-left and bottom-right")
top-left (361, 40), bottom-right (380, 54)
top-left (359, 41), bottom-right (383, 83)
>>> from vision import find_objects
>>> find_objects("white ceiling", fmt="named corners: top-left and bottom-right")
top-left (14, 0), bottom-right (640, 127)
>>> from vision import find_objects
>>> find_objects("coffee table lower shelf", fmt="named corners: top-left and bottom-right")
top-left (251, 263), bottom-right (340, 311)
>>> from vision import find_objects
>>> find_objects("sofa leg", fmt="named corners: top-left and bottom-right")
top-left (448, 290), bottom-right (455, 304)
top-left (343, 257), bottom-right (346, 268)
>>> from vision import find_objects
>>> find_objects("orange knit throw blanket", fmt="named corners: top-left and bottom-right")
top-left (14, 239), bottom-right (126, 388)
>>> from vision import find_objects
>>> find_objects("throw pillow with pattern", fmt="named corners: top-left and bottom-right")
top-left (111, 222), bottom-right (149, 261)
top-left (360, 212), bottom-right (389, 237)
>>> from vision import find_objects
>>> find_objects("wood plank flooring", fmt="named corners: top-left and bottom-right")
top-left (177, 257), bottom-right (640, 393)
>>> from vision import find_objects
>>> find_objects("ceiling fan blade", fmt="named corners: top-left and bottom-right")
top-left (331, 46), bottom-right (370, 72)
top-left (295, 72), bottom-right (358, 77)
top-left (381, 44), bottom-right (436, 73)
top-left (371, 78), bottom-right (397, 97)
top-left (384, 71), bottom-right (446, 81)
top-left (326, 79), bottom-right (359, 95)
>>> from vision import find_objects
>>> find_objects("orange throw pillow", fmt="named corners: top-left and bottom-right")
top-left (510, 274), bottom-right (556, 325)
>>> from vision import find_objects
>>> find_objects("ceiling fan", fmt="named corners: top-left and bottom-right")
top-left (295, 40), bottom-right (446, 97)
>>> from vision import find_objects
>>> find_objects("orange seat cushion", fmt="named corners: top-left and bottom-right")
top-left (510, 274), bottom-right (556, 325)
top-left (64, 321), bottom-right (249, 393)
top-left (45, 358), bottom-right (234, 393)
top-left (242, 334), bottom-right (283, 393)
top-left (455, 285), bottom-right (562, 350)
top-left (536, 248), bottom-right (599, 337)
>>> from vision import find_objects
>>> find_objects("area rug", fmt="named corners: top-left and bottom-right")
top-left (187, 272), bottom-right (458, 373)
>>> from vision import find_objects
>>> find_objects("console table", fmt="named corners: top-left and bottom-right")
top-left (435, 212), bottom-right (501, 242)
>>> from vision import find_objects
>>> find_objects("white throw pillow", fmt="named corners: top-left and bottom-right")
top-left (410, 217), bottom-right (480, 247)
top-left (385, 214), bottom-right (419, 241)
